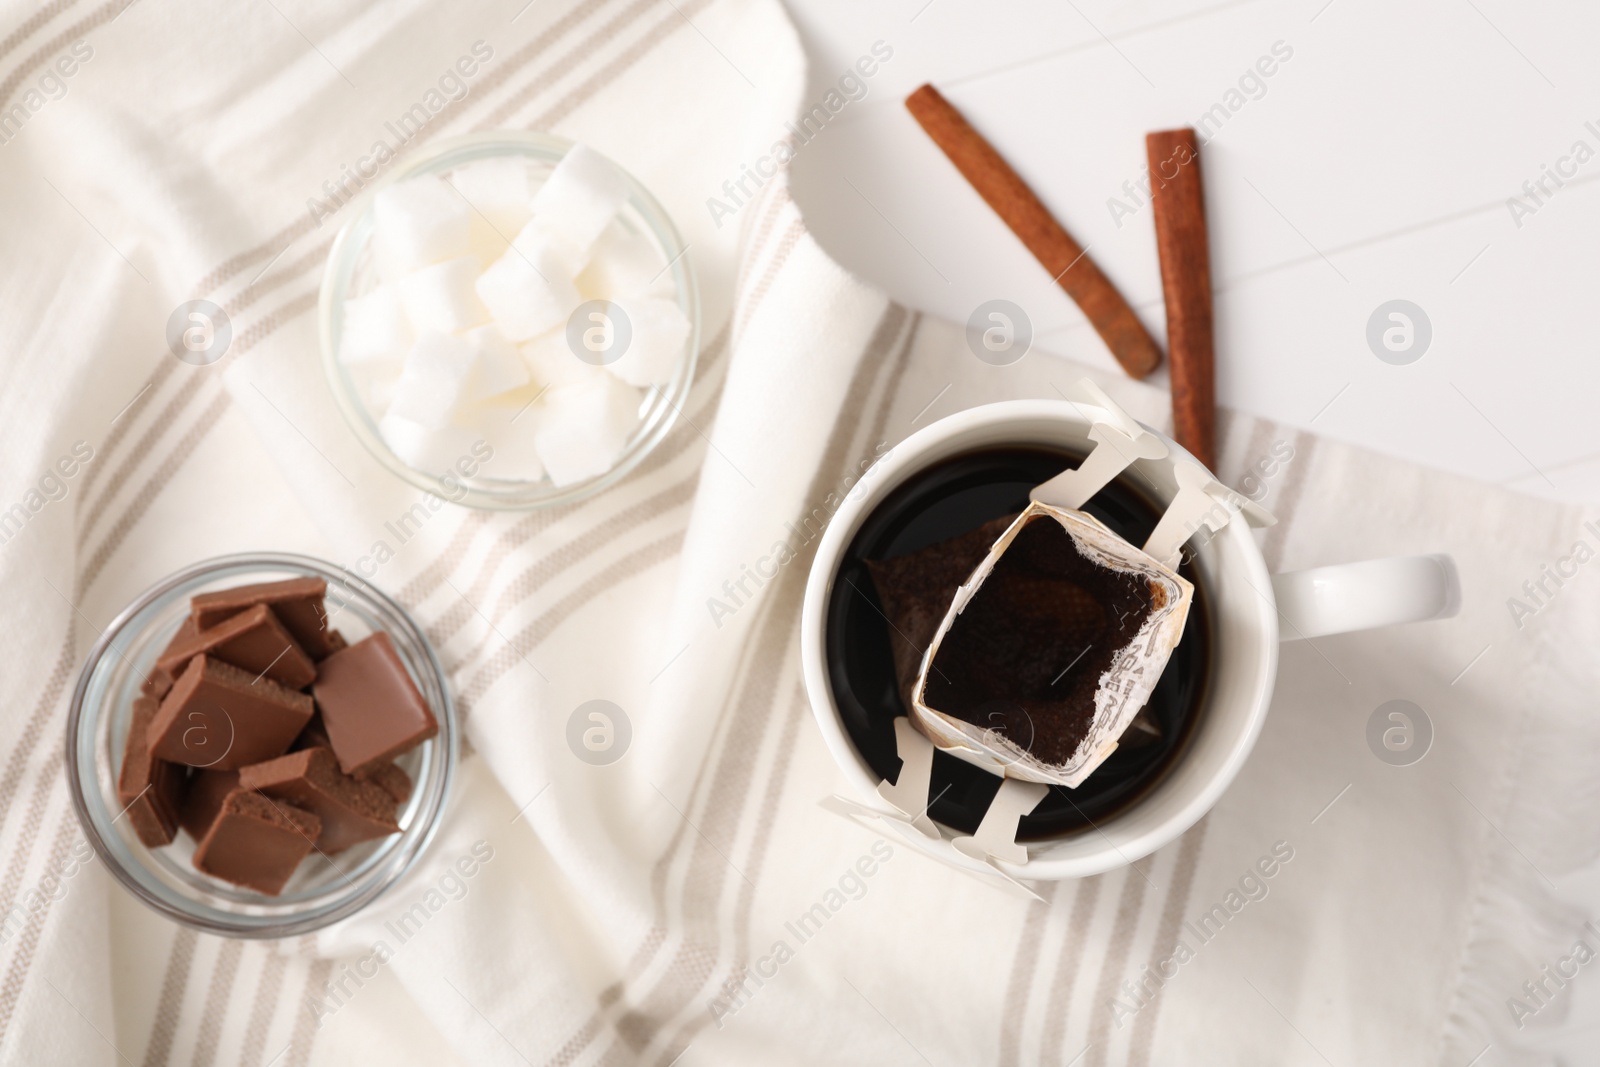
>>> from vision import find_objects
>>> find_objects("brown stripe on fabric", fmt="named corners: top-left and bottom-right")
top-left (731, 221), bottom-right (804, 351)
top-left (651, 685), bottom-right (812, 1067)
top-left (395, 315), bottom-right (731, 639)
top-left (457, 530), bottom-right (686, 712)
top-left (730, 685), bottom-right (807, 963)
top-left (606, 306), bottom-right (914, 1058)
top-left (593, 1036), bottom-right (639, 1067)
top-left (79, 387), bottom-right (230, 592)
top-left (723, 190), bottom-right (793, 325)
top-left (395, 511), bottom-right (492, 606)
top-left (612, 600), bottom-right (791, 1050)
top-left (76, 350), bottom-right (181, 503)
top-left (78, 287), bottom-right (317, 552)
top-left (0, 746), bottom-right (63, 949)
top-left (77, 372), bottom-right (208, 547)
top-left (863, 314), bottom-right (921, 449)
top-left (543, 303), bottom-right (912, 1065)
top-left (541, 1009), bottom-right (610, 1067)
top-left (285, 959), bottom-right (334, 1067)
top-left (552, 594), bottom-right (776, 1067)
top-left (1125, 818), bottom-right (1210, 1067)
top-left (225, 240), bottom-right (332, 318)
top-left (533, 0), bottom-right (712, 132)
top-left (1260, 430), bottom-right (1315, 572)
top-left (481, 0), bottom-right (661, 130)
top-left (737, 173), bottom-right (793, 257)
top-left (0, 0), bottom-right (120, 113)
top-left (0, 0), bottom-right (80, 67)
top-left (78, 266), bottom-right (313, 525)
top-left (1037, 874), bottom-right (1106, 1065)
top-left (140, 928), bottom-right (198, 1067)
top-left (434, 476), bottom-right (697, 662)
top-left (192, 0), bottom-right (631, 296)
top-left (0, 619), bottom-right (73, 828)
top-left (238, 951), bottom-right (288, 1067)
top-left (1082, 868), bottom-right (1151, 1067)
top-left (652, 305), bottom-right (924, 1063)
top-left (189, 938), bottom-right (244, 1067)
top-left (997, 884), bottom-right (1059, 1067)
top-left (0, 813), bottom-right (74, 1044)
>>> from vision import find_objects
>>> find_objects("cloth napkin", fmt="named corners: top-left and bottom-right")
top-left (0, 1), bottom-right (1594, 1064)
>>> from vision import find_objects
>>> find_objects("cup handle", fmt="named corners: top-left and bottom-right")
top-left (1271, 554), bottom-right (1460, 641)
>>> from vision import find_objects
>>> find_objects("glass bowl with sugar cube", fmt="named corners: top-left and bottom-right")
top-left (319, 131), bottom-right (699, 509)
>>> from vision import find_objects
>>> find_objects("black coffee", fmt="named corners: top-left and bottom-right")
top-left (825, 446), bottom-right (1211, 840)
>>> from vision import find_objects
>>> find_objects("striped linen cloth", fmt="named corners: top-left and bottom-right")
top-left (0, 0), bottom-right (1594, 1064)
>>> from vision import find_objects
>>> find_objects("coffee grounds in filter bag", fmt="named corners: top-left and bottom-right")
top-left (864, 502), bottom-right (1190, 783)
top-left (869, 503), bottom-right (1185, 785)
top-left (921, 514), bottom-right (1159, 766)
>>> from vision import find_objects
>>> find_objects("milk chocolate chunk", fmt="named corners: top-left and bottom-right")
top-left (142, 615), bottom-right (198, 701)
top-left (314, 633), bottom-right (437, 774)
top-left (117, 696), bottom-right (186, 847)
top-left (192, 577), bottom-right (334, 658)
top-left (192, 790), bottom-right (320, 895)
top-left (239, 747), bottom-right (400, 852)
top-left (294, 711), bottom-right (411, 808)
top-left (179, 768), bottom-right (239, 841)
top-left (292, 712), bottom-right (332, 752)
top-left (357, 760), bottom-right (413, 805)
top-left (147, 656), bottom-right (315, 769)
top-left (920, 514), bottom-right (1158, 766)
top-left (157, 603), bottom-right (316, 690)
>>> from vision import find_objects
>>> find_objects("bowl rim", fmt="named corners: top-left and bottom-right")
top-left (317, 129), bottom-right (701, 511)
top-left (65, 552), bottom-right (459, 938)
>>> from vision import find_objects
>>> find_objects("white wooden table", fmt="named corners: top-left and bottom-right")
top-left (782, 0), bottom-right (1600, 506)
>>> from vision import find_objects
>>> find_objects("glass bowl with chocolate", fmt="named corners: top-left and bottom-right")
top-left (66, 553), bottom-right (457, 938)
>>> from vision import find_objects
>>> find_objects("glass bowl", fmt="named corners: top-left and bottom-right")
top-left (318, 130), bottom-right (700, 510)
top-left (65, 553), bottom-right (457, 938)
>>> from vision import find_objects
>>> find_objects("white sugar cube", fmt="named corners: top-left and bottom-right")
top-left (471, 398), bottom-right (547, 482)
top-left (379, 411), bottom-right (481, 476)
top-left (602, 297), bottom-right (692, 387)
top-left (462, 324), bottom-right (530, 400)
top-left (348, 356), bottom-right (404, 417)
top-left (534, 373), bottom-right (644, 486)
top-left (388, 333), bottom-right (477, 428)
top-left (373, 178), bottom-right (471, 274)
top-left (575, 223), bottom-right (670, 302)
top-left (475, 234), bottom-right (580, 341)
top-left (520, 330), bottom-right (607, 389)
top-left (450, 157), bottom-right (534, 238)
top-left (528, 144), bottom-right (630, 272)
top-left (401, 256), bottom-right (489, 334)
top-left (340, 285), bottom-right (414, 366)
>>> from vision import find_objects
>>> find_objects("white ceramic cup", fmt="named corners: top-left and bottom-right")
top-left (799, 399), bottom-right (1458, 881)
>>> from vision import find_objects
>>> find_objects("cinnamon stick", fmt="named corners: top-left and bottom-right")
top-left (905, 84), bottom-right (1161, 380)
top-left (1145, 128), bottom-right (1215, 470)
